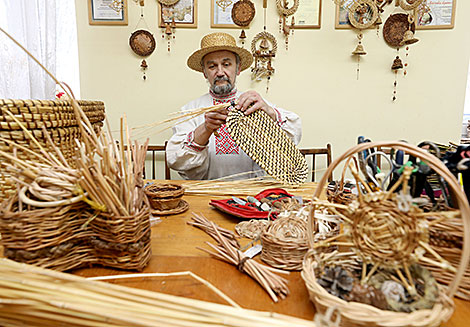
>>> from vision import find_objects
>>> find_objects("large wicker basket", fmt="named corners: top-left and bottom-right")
top-left (302, 141), bottom-right (470, 327)
top-left (0, 195), bottom-right (151, 272)
top-left (0, 99), bottom-right (105, 199)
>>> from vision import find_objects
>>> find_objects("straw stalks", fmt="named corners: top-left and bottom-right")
top-left (187, 212), bottom-right (240, 249)
top-left (192, 217), bottom-right (290, 303)
top-left (0, 258), bottom-right (316, 327)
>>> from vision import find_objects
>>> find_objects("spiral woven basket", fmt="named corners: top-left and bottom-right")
top-left (0, 99), bottom-right (105, 199)
top-left (301, 141), bottom-right (470, 327)
top-left (226, 109), bottom-right (308, 186)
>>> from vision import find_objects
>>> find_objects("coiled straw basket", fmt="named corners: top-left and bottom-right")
top-left (0, 99), bottom-right (105, 199)
top-left (302, 141), bottom-right (470, 327)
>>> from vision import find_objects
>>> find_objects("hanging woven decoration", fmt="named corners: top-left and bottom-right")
top-left (383, 12), bottom-right (416, 100)
top-left (129, 1), bottom-right (156, 80)
top-left (251, 31), bottom-right (277, 91)
top-left (398, 0), bottom-right (425, 11)
top-left (231, 0), bottom-right (256, 47)
top-left (226, 109), bottom-right (308, 186)
top-left (347, 0), bottom-right (378, 80)
top-left (161, 18), bottom-right (176, 52)
top-left (157, 0), bottom-right (180, 5)
top-left (129, 30), bottom-right (156, 81)
top-left (275, 0), bottom-right (299, 50)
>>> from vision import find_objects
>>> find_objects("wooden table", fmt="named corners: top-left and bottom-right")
top-left (73, 182), bottom-right (470, 326)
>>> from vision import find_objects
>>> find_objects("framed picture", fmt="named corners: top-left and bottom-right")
top-left (211, 0), bottom-right (238, 28)
top-left (294, 0), bottom-right (322, 29)
top-left (88, 0), bottom-right (128, 25)
top-left (416, 0), bottom-right (455, 29)
top-left (335, 4), bottom-right (351, 29)
top-left (158, 0), bottom-right (198, 28)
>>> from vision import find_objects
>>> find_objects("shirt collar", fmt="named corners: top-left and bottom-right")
top-left (209, 88), bottom-right (238, 100)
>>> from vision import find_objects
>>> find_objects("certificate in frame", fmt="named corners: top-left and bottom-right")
top-left (88, 0), bottom-right (128, 25)
top-left (158, 0), bottom-right (198, 28)
top-left (334, 4), bottom-right (351, 29)
top-left (211, 0), bottom-right (238, 28)
top-left (294, 0), bottom-right (322, 29)
top-left (416, 0), bottom-right (456, 30)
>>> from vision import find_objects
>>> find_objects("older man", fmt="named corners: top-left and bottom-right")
top-left (166, 32), bottom-right (301, 180)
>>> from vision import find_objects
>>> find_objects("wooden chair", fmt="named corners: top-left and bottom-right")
top-left (300, 144), bottom-right (333, 182)
top-left (146, 142), bottom-right (171, 180)
top-left (122, 142), bottom-right (171, 180)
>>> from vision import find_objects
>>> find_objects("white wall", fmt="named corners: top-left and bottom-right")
top-left (74, 0), bottom-right (470, 179)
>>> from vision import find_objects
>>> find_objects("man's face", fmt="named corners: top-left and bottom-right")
top-left (202, 50), bottom-right (240, 95)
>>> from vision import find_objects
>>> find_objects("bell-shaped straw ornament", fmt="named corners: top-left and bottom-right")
top-left (391, 56), bottom-right (404, 70)
top-left (352, 43), bottom-right (367, 55)
top-left (401, 30), bottom-right (419, 46)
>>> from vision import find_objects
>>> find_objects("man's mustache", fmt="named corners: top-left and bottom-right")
top-left (213, 76), bottom-right (230, 85)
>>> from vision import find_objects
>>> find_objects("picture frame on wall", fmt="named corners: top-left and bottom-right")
top-left (158, 0), bottom-right (198, 28)
top-left (416, 0), bottom-right (455, 30)
top-left (334, 4), bottom-right (351, 29)
top-left (211, 0), bottom-right (237, 28)
top-left (88, 0), bottom-right (128, 25)
top-left (294, 0), bottom-right (322, 29)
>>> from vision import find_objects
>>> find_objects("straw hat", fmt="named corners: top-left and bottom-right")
top-left (187, 32), bottom-right (253, 72)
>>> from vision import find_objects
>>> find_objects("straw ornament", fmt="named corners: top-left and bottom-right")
top-left (226, 109), bottom-right (308, 186)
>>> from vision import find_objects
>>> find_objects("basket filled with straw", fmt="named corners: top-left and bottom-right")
top-left (301, 141), bottom-right (470, 327)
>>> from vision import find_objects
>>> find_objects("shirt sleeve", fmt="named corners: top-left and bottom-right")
top-left (265, 100), bottom-right (302, 145)
top-left (166, 104), bottom-right (211, 180)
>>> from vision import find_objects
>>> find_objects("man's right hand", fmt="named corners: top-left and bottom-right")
top-left (193, 107), bottom-right (228, 145)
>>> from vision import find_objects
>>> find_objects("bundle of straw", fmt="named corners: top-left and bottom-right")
top-left (0, 258), bottom-right (316, 327)
top-left (187, 212), bottom-right (240, 249)
top-left (193, 217), bottom-right (290, 302)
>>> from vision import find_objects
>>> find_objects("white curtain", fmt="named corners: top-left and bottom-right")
top-left (0, 0), bottom-right (79, 100)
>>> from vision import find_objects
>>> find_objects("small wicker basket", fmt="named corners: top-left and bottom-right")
top-left (302, 141), bottom-right (470, 327)
top-left (144, 183), bottom-right (185, 211)
top-left (0, 99), bottom-right (105, 199)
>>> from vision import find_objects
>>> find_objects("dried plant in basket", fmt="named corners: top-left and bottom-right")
top-left (302, 141), bottom-right (470, 327)
top-left (226, 109), bottom-right (308, 186)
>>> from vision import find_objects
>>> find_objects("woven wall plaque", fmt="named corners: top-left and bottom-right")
top-left (383, 13), bottom-right (415, 47)
top-left (129, 30), bottom-right (156, 57)
top-left (231, 0), bottom-right (255, 27)
top-left (226, 109), bottom-right (308, 186)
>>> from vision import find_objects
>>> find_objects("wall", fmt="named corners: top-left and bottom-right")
top-left (75, 0), bottom-right (470, 179)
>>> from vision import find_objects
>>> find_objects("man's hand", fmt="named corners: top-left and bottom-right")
top-left (235, 90), bottom-right (277, 121)
top-left (193, 107), bottom-right (228, 145)
top-left (204, 107), bottom-right (228, 134)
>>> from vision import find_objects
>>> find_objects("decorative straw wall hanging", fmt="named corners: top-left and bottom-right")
top-left (348, 0), bottom-right (379, 80)
top-left (383, 12), bottom-right (418, 101)
top-left (301, 141), bottom-right (470, 327)
top-left (231, 0), bottom-right (256, 46)
top-left (275, 0), bottom-right (299, 50)
top-left (226, 109), bottom-right (308, 186)
top-left (129, 1), bottom-right (156, 79)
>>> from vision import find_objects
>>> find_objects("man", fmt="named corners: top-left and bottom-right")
top-left (166, 32), bottom-right (301, 180)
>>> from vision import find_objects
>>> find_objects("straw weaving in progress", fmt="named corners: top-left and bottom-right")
top-left (226, 109), bottom-right (308, 186)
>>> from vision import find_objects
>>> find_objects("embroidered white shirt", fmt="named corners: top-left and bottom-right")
top-left (166, 90), bottom-right (302, 180)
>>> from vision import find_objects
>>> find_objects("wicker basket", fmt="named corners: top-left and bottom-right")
top-left (0, 99), bottom-right (105, 199)
top-left (144, 183), bottom-right (185, 211)
top-left (0, 195), bottom-right (151, 272)
top-left (301, 141), bottom-right (470, 327)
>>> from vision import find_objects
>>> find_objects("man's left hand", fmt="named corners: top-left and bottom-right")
top-left (235, 90), bottom-right (277, 121)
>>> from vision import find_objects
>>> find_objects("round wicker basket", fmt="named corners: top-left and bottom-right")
top-left (301, 141), bottom-right (470, 327)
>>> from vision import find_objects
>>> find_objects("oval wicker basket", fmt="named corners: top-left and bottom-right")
top-left (0, 99), bottom-right (105, 199)
top-left (144, 183), bottom-right (185, 211)
top-left (302, 141), bottom-right (470, 327)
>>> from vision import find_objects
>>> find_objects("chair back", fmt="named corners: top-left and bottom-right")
top-left (299, 144), bottom-right (332, 182)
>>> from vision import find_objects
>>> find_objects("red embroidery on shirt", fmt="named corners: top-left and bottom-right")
top-left (212, 95), bottom-right (239, 155)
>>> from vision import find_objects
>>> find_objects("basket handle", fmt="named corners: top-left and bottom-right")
top-left (309, 141), bottom-right (470, 298)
